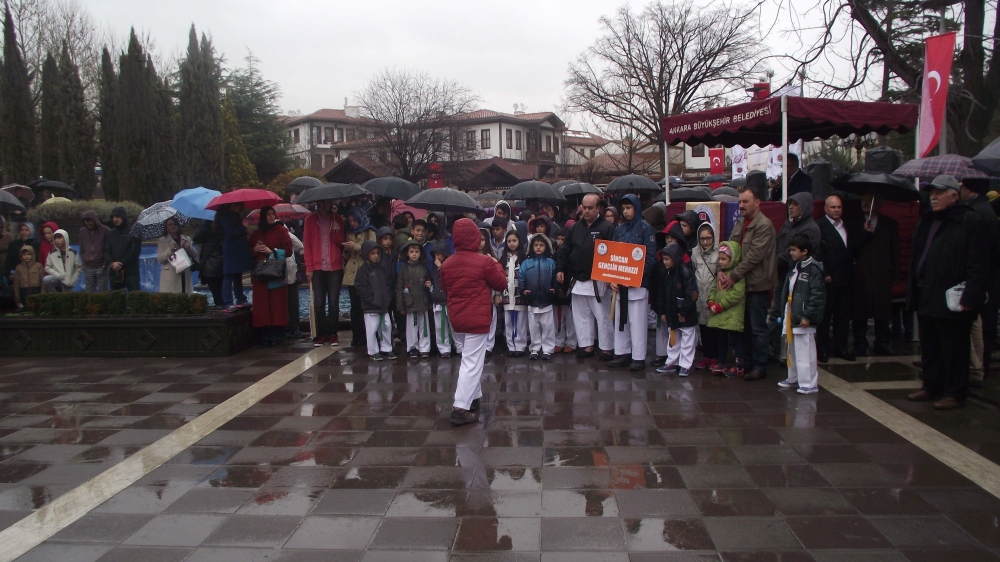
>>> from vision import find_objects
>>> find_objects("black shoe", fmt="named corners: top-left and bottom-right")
top-left (853, 347), bottom-right (868, 358)
top-left (577, 348), bottom-right (595, 359)
top-left (599, 351), bottom-right (614, 362)
top-left (514, 351), bottom-right (526, 358)
top-left (651, 356), bottom-right (667, 367)
top-left (530, 352), bottom-right (540, 360)
top-left (873, 346), bottom-right (894, 356)
top-left (450, 407), bottom-right (479, 426)
top-left (744, 369), bottom-right (767, 382)
top-left (836, 351), bottom-right (857, 362)
top-left (542, 353), bottom-right (552, 361)
top-left (969, 379), bottom-right (985, 389)
top-left (609, 355), bottom-right (631, 368)
top-left (470, 398), bottom-right (480, 413)
top-left (629, 360), bottom-right (645, 372)
top-left (817, 350), bottom-right (829, 363)
top-left (408, 349), bottom-right (419, 358)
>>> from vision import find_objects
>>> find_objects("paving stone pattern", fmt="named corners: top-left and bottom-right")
top-left (2, 341), bottom-right (1000, 561)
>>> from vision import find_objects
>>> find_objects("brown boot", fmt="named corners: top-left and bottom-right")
top-left (907, 390), bottom-right (938, 402)
top-left (933, 397), bottom-right (965, 410)
top-left (743, 368), bottom-right (767, 382)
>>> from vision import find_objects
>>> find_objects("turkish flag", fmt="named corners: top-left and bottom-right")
top-left (428, 162), bottom-right (444, 188)
top-left (918, 32), bottom-right (956, 157)
top-left (709, 148), bottom-right (725, 189)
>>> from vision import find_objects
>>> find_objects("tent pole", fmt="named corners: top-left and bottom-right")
top-left (663, 140), bottom-right (670, 205)
top-left (781, 96), bottom-right (789, 203)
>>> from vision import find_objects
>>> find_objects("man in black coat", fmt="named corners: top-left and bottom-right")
top-left (556, 193), bottom-right (616, 360)
top-left (816, 194), bottom-right (856, 362)
top-left (960, 177), bottom-right (999, 387)
top-left (907, 175), bottom-right (989, 410)
top-left (787, 153), bottom-right (813, 196)
top-left (853, 193), bottom-right (900, 356)
top-left (103, 206), bottom-right (141, 292)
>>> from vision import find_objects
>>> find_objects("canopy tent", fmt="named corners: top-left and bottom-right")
top-left (661, 96), bottom-right (918, 202)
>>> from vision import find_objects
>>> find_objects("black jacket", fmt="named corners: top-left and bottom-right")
top-left (968, 194), bottom-right (1000, 298)
top-left (656, 244), bottom-right (699, 329)
top-left (907, 203), bottom-right (989, 319)
top-left (769, 257), bottom-right (827, 326)
top-left (788, 169), bottom-right (813, 196)
top-left (104, 208), bottom-right (140, 277)
top-left (817, 215), bottom-right (855, 288)
top-left (356, 241), bottom-right (393, 314)
top-left (193, 220), bottom-right (225, 278)
top-left (556, 215), bottom-right (615, 283)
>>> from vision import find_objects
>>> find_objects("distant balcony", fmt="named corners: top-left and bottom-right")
top-left (526, 150), bottom-right (557, 165)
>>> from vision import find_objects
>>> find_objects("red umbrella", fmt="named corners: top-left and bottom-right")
top-left (245, 203), bottom-right (311, 225)
top-left (205, 188), bottom-right (283, 211)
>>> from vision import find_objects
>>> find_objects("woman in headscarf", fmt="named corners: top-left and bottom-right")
top-left (156, 216), bottom-right (198, 294)
top-left (248, 206), bottom-right (293, 346)
top-left (343, 205), bottom-right (378, 347)
top-left (604, 206), bottom-right (620, 227)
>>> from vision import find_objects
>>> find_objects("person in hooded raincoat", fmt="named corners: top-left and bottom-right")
top-left (344, 206), bottom-right (377, 347)
top-left (608, 194), bottom-right (657, 371)
top-left (104, 206), bottom-right (141, 292)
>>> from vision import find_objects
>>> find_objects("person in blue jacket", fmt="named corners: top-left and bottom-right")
top-left (519, 233), bottom-right (558, 360)
top-left (215, 203), bottom-right (252, 311)
top-left (609, 194), bottom-right (658, 371)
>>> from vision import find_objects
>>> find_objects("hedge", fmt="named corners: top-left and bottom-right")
top-left (26, 200), bottom-right (145, 225)
top-left (25, 291), bottom-right (209, 317)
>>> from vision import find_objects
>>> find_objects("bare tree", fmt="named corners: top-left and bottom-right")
top-left (356, 68), bottom-right (479, 182)
top-left (565, 0), bottom-right (767, 161)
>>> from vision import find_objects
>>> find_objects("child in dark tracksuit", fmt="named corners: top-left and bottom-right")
top-left (356, 240), bottom-right (396, 360)
top-left (519, 234), bottom-right (558, 360)
top-left (656, 243), bottom-right (700, 376)
top-left (429, 239), bottom-right (454, 358)
top-left (396, 239), bottom-right (432, 358)
top-left (769, 233), bottom-right (826, 394)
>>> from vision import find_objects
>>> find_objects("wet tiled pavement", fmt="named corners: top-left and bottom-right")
top-left (2, 338), bottom-right (1000, 561)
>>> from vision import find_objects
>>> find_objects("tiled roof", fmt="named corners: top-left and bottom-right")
top-left (453, 110), bottom-right (565, 128)
top-left (284, 108), bottom-right (368, 126)
top-left (563, 130), bottom-right (610, 147)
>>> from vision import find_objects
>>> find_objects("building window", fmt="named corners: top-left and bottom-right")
top-left (323, 127), bottom-right (334, 144)
top-left (590, 148), bottom-right (596, 158)
top-left (554, 137), bottom-right (559, 154)
top-left (545, 135), bottom-right (552, 153)
top-left (481, 129), bottom-right (490, 150)
top-left (292, 129), bottom-right (300, 144)
top-left (466, 130), bottom-right (476, 150)
top-left (527, 131), bottom-right (537, 152)
top-left (336, 128), bottom-right (344, 143)
top-left (515, 131), bottom-right (522, 150)
top-left (346, 129), bottom-right (356, 142)
top-left (506, 129), bottom-right (513, 149)
top-left (691, 143), bottom-right (706, 157)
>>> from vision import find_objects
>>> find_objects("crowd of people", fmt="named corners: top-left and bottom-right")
top-left (1, 169), bottom-right (996, 420)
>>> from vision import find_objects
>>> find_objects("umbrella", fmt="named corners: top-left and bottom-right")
top-left (205, 188), bottom-right (284, 211)
top-left (362, 177), bottom-right (421, 201)
top-left (668, 187), bottom-right (713, 202)
top-left (131, 201), bottom-right (189, 240)
top-left (0, 189), bottom-right (26, 212)
top-left (40, 196), bottom-right (72, 205)
top-left (246, 204), bottom-right (311, 225)
top-left (730, 177), bottom-right (747, 188)
top-left (973, 136), bottom-right (1000, 176)
top-left (405, 188), bottom-right (483, 214)
top-left (171, 187), bottom-right (221, 220)
top-left (28, 179), bottom-right (75, 195)
top-left (561, 182), bottom-right (602, 198)
top-left (894, 154), bottom-right (990, 180)
top-left (657, 176), bottom-right (684, 187)
top-left (606, 174), bottom-right (660, 193)
top-left (713, 186), bottom-right (740, 197)
top-left (702, 174), bottom-right (728, 183)
top-left (294, 183), bottom-right (369, 205)
top-left (841, 173), bottom-right (919, 202)
top-left (2, 183), bottom-right (33, 204)
top-left (287, 176), bottom-right (323, 189)
top-left (504, 180), bottom-right (567, 204)
top-left (552, 180), bottom-right (579, 189)
top-left (713, 194), bottom-right (739, 202)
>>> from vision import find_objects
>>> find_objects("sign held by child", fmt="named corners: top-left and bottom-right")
top-left (590, 240), bottom-right (646, 288)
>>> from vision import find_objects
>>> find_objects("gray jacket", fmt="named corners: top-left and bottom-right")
top-left (775, 191), bottom-right (822, 274)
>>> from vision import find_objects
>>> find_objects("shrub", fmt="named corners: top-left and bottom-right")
top-left (25, 291), bottom-right (208, 317)
top-left (26, 200), bottom-right (145, 225)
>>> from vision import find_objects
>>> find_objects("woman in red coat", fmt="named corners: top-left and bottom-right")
top-left (249, 206), bottom-right (294, 346)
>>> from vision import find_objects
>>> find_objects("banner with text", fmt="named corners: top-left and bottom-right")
top-left (591, 240), bottom-right (647, 288)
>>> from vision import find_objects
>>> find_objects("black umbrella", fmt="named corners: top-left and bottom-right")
top-left (504, 180), bottom-right (566, 204)
top-left (28, 178), bottom-right (75, 195)
top-left (730, 177), bottom-right (747, 188)
top-left (973, 136), bottom-right (1000, 176)
top-left (657, 176), bottom-right (684, 187)
top-left (406, 188), bottom-right (483, 214)
top-left (551, 180), bottom-right (579, 189)
top-left (669, 187), bottom-right (713, 202)
top-left (294, 183), bottom-right (369, 204)
top-left (560, 182), bottom-right (602, 198)
top-left (606, 174), bottom-right (660, 193)
top-left (842, 173), bottom-right (919, 202)
top-left (363, 177), bottom-right (421, 201)
top-left (702, 174), bottom-right (728, 183)
top-left (0, 189), bottom-right (26, 212)
top-left (713, 186), bottom-right (739, 197)
top-left (286, 176), bottom-right (323, 196)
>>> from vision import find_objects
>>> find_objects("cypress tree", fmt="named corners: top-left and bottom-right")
top-left (222, 92), bottom-right (258, 187)
top-left (0, 6), bottom-right (38, 184)
top-left (98, 47), bottom-right (118, 201)
top-left (227, 53), bottom-right (291, 184)
top-left (59, 45), bottom-right (96, 200)
top-left (39, 52), bottom-right (63, 180)
top-left (178, 25), bottom-right (223, 189)
top-left (114, 29), bottom-right (164, 206)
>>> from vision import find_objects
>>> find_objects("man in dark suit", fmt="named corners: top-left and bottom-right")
top-left (854, 192), bottom-right (900, 356)
top-left (787, 153), bottom-right (813, 196)
top-left (816, 194), bottom-right (855, 362)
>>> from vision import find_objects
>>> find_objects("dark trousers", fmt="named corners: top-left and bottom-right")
top-left (312, 270), bottom-right (343, 337)
top-left (347, 285), bottom-right (365, 345)
top-left (699, 325), bottom-right (719, 360)
top-left (111, 272), bottom-right (140, 292)
top-left (919, 314), bottom-right (973, 400)
top-left (287, 282), bottom-right (301, 334)
top-left (222, 274), bottom-right (246, 307)
top-left (853, 319), bottom-right (891, 353)
top-left (818, 285), bottom-right (851, 355)
top-left (717, 329), bottom-right (744, 364)
top-left (743, 290), bottom-right (771, 370)
top-left (258, 326), bottom-right (285, 344)
top-left (202, 276), bottom-right (223, 307)
top-left (983, 302), bottom-right (998, 377)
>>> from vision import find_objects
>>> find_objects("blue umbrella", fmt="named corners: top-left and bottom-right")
top-left (171, 187), bottom-right (221, 220)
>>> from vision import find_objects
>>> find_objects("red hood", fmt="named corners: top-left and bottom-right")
top-left (452, 218), bottom-right (480, 252)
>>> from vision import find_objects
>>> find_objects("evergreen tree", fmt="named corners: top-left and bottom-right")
top-left (0, 6), bottom-right (38, 185)
top-left (98, 47), bottom-right (118, 201)
top-left (178, 25), bottom-right (223, 189)
top-left (222, 92), bottom-right (258, 187)
top-left (227, 53), bottom-right (290, 184)
top-left (59, 45), bottom-right (96, 199)
top-left (39, 52), bottom-right (63, 180)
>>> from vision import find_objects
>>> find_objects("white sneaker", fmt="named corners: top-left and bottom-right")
top-left (796, 386), bottom-right (819, 394)
top-left (777, 379), bottom-right (797, 388)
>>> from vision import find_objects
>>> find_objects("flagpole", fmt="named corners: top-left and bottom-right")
top-left (781, 96), bottom-right (788, 204)
top-left (938, 7), bottom-right (947, 155)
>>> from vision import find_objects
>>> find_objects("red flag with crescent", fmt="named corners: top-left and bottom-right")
top-left (918, 32), bottom-right (956, 157)
top-left (709, 148), bottom-right (725, 189)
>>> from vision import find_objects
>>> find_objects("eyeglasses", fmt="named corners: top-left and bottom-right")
top-left (699, 236), bottom-right (714, 242)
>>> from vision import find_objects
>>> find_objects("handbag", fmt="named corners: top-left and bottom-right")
top-left (168, 249), bottom-right (192, 274)
top-left (252, 251), bottom-right (287, 282)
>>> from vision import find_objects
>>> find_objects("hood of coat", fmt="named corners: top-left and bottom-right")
top-left (528, 215), bottom-right (551, 235)
top-left (18, 243), bottom-right (36, 262)
top-left (788, 192), bottom-right (815, 223)
top-left (719, 240), bottom-right (742, 272)
top-left (360, 239), bottom-right (380, 261)
top-left (41, 221), bottom-right (60, 236)
top-left (527, 233), bottom-right (554, 258)
top-left (662, 242), bottom-right (686, 265)
top-left (676, 209), bottom-right (701, 232)
top-left (52, 229), bottom-right (71, 251)
top-left (663, 221), bottom-right (689, 253)
top-left (430, 239), bottom-right (452, 259)
top-left (694, 222), bottom-right (716, 254)
top-left (81, 210), bottom-right (101, 227)
top-left (494, 200), bottom-right (512, 220)
top-left (452, 217), bottom-right (480, 253)
top-left (618, 194), bottom-right (642, 220)
top-left (111, 206), bottom-right (129, 230)
top-left (375, 226), bottom-right (394, 242)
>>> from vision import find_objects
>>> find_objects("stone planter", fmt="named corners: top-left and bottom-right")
top-left (0, 310), bottom-right (253, 357)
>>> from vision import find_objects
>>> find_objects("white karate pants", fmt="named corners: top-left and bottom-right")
top-left (655, 321), bottom-right (670, 358)
top-left (364, 312), bottom-right (393, 356)
top-left (453, 332), bottom-right (489, 410)
top-left (787, 332), bottom-right (819, 390)
top-left (434, 307), bottom-right (454, 354)
top-left (504, 309), bottom-right (528, 352)
top-left (528, 309), bottom-right (556, 354)
top-left (405, 311), bottom-right (431, 353)
top-left (554, 305), bottom-right (576, 348)
top-left (613, 295), bottom-right (649, 361)
top-left (572, 294), bottom-right (613, 351)
top-left (666, 326), bottom-right (698, 369)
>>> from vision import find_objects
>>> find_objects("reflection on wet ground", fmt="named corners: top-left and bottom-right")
top-left (1, 338), bottom-right (999, 560)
